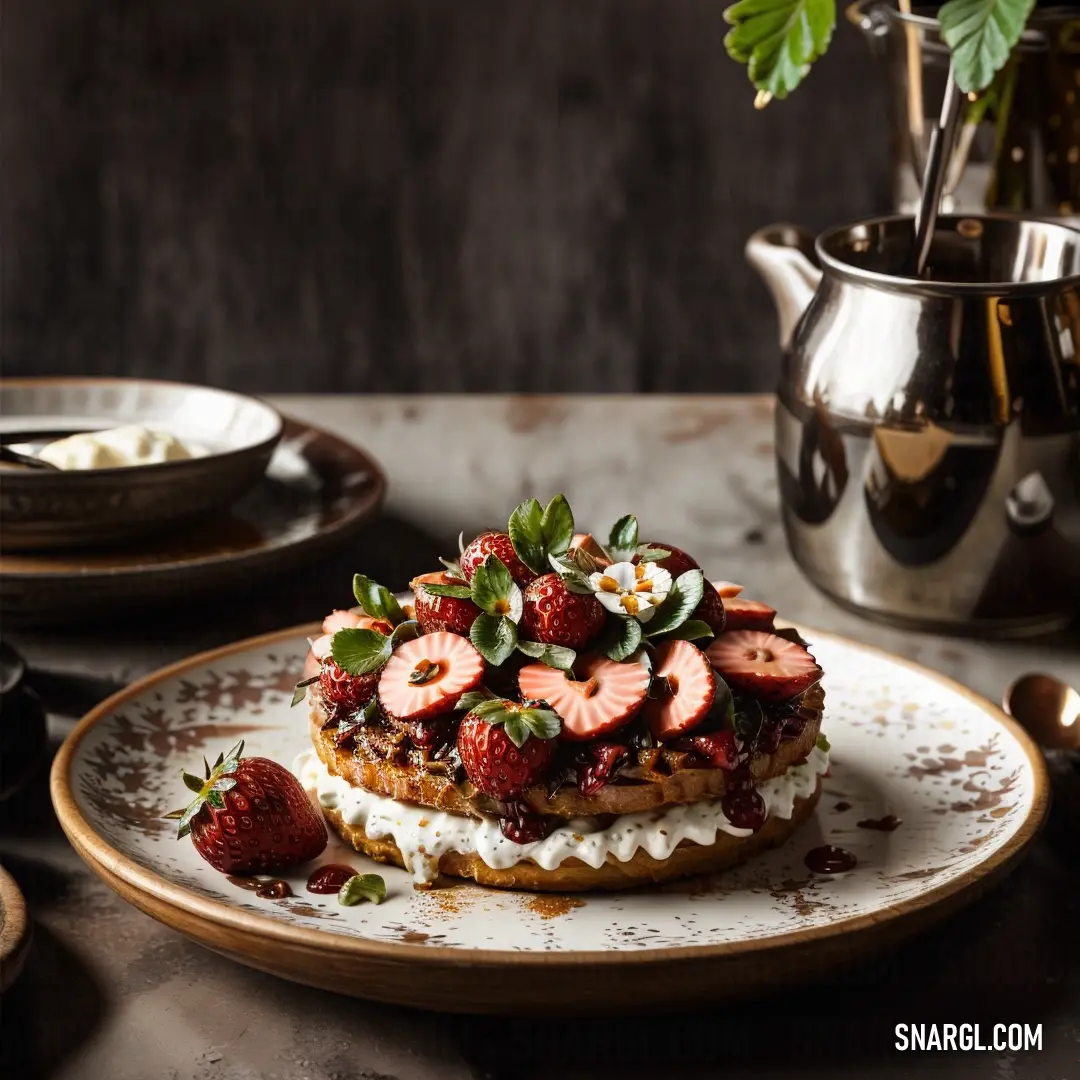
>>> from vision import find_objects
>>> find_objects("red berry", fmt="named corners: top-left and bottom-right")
top-left (457, 710), bottom-right (557, 799)
top-left (520, 573), bottom-right (606, 649)
top-left (706, 630), bottom-right (822, 701)
top-left (681, 729), bottom-right (738, 769)
top-left (319, 658), bottom-right (379, 716)
top-left (172, 746), bottom-right (328, 874)
top-left (411, 571), bottom-right (482, 636)
top-left (643, 640), bottom-right (717, 740)
top-left (378, 631), bottom-right (485, 721)
top-left (577, 742), bottom-right (628, 796)
top-left (518, 653), bottom-right (650, 741)
top-left (650, 542), bottom-right (726, 633)
top-left (721, 598), bottom-right (777, 631)
top-left (460, 532), bottom-right (535, 586)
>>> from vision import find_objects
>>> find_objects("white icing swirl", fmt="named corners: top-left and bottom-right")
top-left (295, 746), bottom-right (829, 885)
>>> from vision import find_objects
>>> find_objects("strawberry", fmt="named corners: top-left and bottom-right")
top-left (166, 740), bottom-right (327, 874)
top-left (456, 695), bottom-right (561, 799)
top-left (411, 571), bottom-right (482, 636)
top-left (460, 531), bottom-right (535, 586)
top-left (322, 610), bottom-right (394, 636)
top-left (682, 729), bottom-right (738, 769)
top-left (577, 742), bottom-right (628, 796)
top-left (518, 653), bottom-right (651, 741)
top-left (319, 658), bottom-right (379, 716)
top-left (643, 639), bottom-right (717, 740)
top-left (649, 543), bottom-right (726, 633)
top-left (711, 581), bottom-right (745, 598)
top-left (378, 631), bottom-right (484, 721)
top-left (520, 573), bottom-right (606, 649)
top-left (706, 630), bottom-right (822, 702)
top-left (721, 598), bottom-right (777, 631)
top-left (570, 532), bottom-right (611, 568)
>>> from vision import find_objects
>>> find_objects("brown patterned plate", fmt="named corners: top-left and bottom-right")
top-left (50, 626), bottom-right (1048, 1013)
top-left (0, 417), bottom-right (385, 626)
top-left (0, 865), bottom-right (32, 992)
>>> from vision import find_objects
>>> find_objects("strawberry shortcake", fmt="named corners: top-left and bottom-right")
top-left (293, 496), bottom-right (829, 891)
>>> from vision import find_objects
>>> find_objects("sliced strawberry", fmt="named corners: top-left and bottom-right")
top-left (643, 640), bottom-right (717, 739)
top-left (378, 632), bottom-right (485, 721)
top-left (706, 630), bottom-right (822, 702)
top-left (460, 531), bottom-right (535, 586)
top-left (518, 654), bottom-right (650, 741)
top-left (411, 570), bottom-right (482, 636)
top-left (310, 633), bottom-right (333, 662)
top-left (570, 532), bottom-right (611, 567)
top-left (322, 610), bottom-right (393, 636)
top-left (721, 597), bottom-right (776, 631)
top-left (711, 580), bottom-right (745, 598)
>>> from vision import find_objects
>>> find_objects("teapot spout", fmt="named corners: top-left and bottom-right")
top-left (745, 224), bottom-right (822, 352)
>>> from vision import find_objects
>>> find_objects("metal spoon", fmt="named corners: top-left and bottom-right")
top-left (1003, 672), bottom-right (1080, 751)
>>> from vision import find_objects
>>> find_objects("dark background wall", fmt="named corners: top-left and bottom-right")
top-left (1, 0), bottom-right (891, 393)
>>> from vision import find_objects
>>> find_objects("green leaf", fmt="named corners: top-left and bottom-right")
top-left (518, 707), bottom-right (561, 741)
top-left (470, 556), bottom-right (524, 621)
top-left (438, 556), bottom-right (463, 578)
top-left (389, 620), bottom-right (421, 647)
top-left (939, 0), bottom-right (1033, 94)
top-left (182, 770), bottom-right (205, 794)
top-left (508, 498), bottom-right (546, 574)
top-left (658, 619), bottom-right (715, 643)
top-left (330, 628), bottom-right (392, 675)
top-left (469, 613), bottom-right (518, 666)
top-left (359, 697), bottom-right (380, 724)
top-left (636, 545), bottom-right (672, 563)
top-left (547, 552), bottom-right (595, 595)
top-left (457, 688), bottom-right (497, 712)
top-left (595, 615), bottom-right (643, 662)
top-left (515, 639), bottom-right (576, 670)
top-left (206, 789), bottom-right (225, 810)
top-left (645, 570), bottom-right (705, 637)
top-left (502, 713), bottom-right (530, 748)
top-left (291, 676), bottom-right (319, 708)
top-left (422, 583), bottom-right (473, 599)
top-left (539, 494), bottom-right (574, 557)
top-left (607, 515), bottom-right (639, 561)
top-left (352, 574), bottom-right (406, 625)
top-left (338, 873), bottom-right (386, 906)
top-left (723, 0), bottom-right (836, 102)
top-left (816, 732), bottom-right (831, 753)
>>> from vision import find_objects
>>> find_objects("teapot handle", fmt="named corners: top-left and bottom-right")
top-left (745, 225), bottom-right (822, 352)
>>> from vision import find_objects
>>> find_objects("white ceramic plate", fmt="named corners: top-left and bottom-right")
top-left (51, 624), bottom-right (1048, 1013)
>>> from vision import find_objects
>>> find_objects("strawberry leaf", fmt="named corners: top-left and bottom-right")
top-left (516, 639), bottom-right (576, 670)
top-left (352, 574), bottom-right (406, 625)
top-left (547, 552), bottom-right (595, 595)
top-left (331, 628), bottom-right (392, 675)
top-left (338, 873), bottom-right (386, 906)
top-left (816, 732), bottom-right (831, 752)
top-left (939, 0), bottom-right (1033, 94)
top-left (389, 620), bottom-right (421, 647)
top-left (657, 619), bottom-right (715, 643)
top-left (645, 570), bottom-right (704, 637)
top-left (457, 688), bottom-right (497, 711)
top-left (607, 515), bottom-right (639, 561)
top-left (469, 613), bottom-right (518, 666)
top-left (723, 0), bottom-right (836, 103)
top-left (519, 707), bottom-right (561, 740)
top-left (502, 713), bottom-right (530, 747)
top-left (636, 545), bottom-right (672, 563)
top-left (595, 615), bottom-right (643, 662)
top-left (290, 675), bottom-right (319, 708)
top-left (539, 494), bottom-right (574, 558)
top-left (422, 583), bottom-right (473, 599)
top-left (182, 770), bottom-right (205, 794)
top-left (470, 556), bottom-right (523, 621)
top-left (508, 498), bottom-right (546, 574)
top-left (438, 555), bottom-right (464, 578)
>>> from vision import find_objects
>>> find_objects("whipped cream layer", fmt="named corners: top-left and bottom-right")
top-left (295, 746), bottom-right (829, 885)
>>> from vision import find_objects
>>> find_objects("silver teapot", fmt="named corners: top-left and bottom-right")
top-left (748, 214), bottom-right (1080, 635)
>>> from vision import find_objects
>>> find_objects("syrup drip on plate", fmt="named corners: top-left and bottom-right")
top-left (804, 845), bottom-right (858, 873)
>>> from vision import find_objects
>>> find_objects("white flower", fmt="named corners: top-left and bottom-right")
top-left (588, 561), bottom-right (672, 623)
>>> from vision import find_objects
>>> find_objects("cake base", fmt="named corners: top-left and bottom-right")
top-left (321, 778), bottom-right (822, 892)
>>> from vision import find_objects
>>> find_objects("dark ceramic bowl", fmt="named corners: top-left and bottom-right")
top-left (0, 379), bottom-right (283, 551)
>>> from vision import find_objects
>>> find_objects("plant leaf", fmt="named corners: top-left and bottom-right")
top-left (515, 639), bottom-right (576, 670)
top-left (422, 583), bottom-right (473, 599)
top-left (658, 619), bottom-right (715, 643)
top-left (438, 556), bottom-right (464, 578)
top-left (457, 688), bottom-right (497, 711)
top-left (939, 0), bottom-right (1034, 94)
top-left (508, 498), bottom-right (546, 574)
top-left (502, 713), bottom-right (530, 748)
top-left (519, 708), bottom-right (561, 741)
top-left (290, 675), bottom-right (319, 708)
top-left (469, 613), bottom-right (518, 666)
top-left (816, 732), bottom-right (831, 753)
top-left (596, 615), bottom-right (643, 662)
top-left (352, 574), bottom-right (406, 625)
top-left (338, 873), bottom-right (386, 906)
top-left (539, 494), bottom-right (574, 558)
top-left (182, 771), bottom-right (205, 794)
top-left (547, 552), bottom-right (595, 594)
top-left (645, 570), bottom-right (705, 636)
top-left (331, 628), bottom-right (392, 675)
top-left (636, 545), bottom-right (672, 563)
top-left (389, 620), bottom-right (422, 647)
top-left (723, 0), bottom-right (836, 102)
top-left (607, 515), bottom-right (639, 561)
top-left (470, 556), bottom-right (524, 621)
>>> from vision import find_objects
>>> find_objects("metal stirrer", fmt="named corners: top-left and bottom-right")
top-left (908, 63), bottom-right (964, 278)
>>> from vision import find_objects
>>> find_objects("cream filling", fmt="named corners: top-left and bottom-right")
top-left (295, 746), bottom-right (829, 886)
top-left (37, 425), bottom-right (195, 469)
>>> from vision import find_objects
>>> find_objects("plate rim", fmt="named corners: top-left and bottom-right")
top-left (0, 864), bottom-right (32, 992)
top-left (0, 414), bottom-right (386, 583)
top-left (50, 622), bottom-right (1051, 970)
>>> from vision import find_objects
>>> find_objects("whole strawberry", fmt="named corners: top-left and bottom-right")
top-left (520, 573), bottom-right (606, 649)
top-left (166, 741), bottom-right (327, 874)
top-left (460, 531), bottom-right (535, 587)
top-left (319, 657), bottom-right (379, 715)
top-left (456, 693), bottom-right (561, 799)
top-left (651, 542), bottom-right (726, 634)
top-left (411, 570), bottom-right (482, 635)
